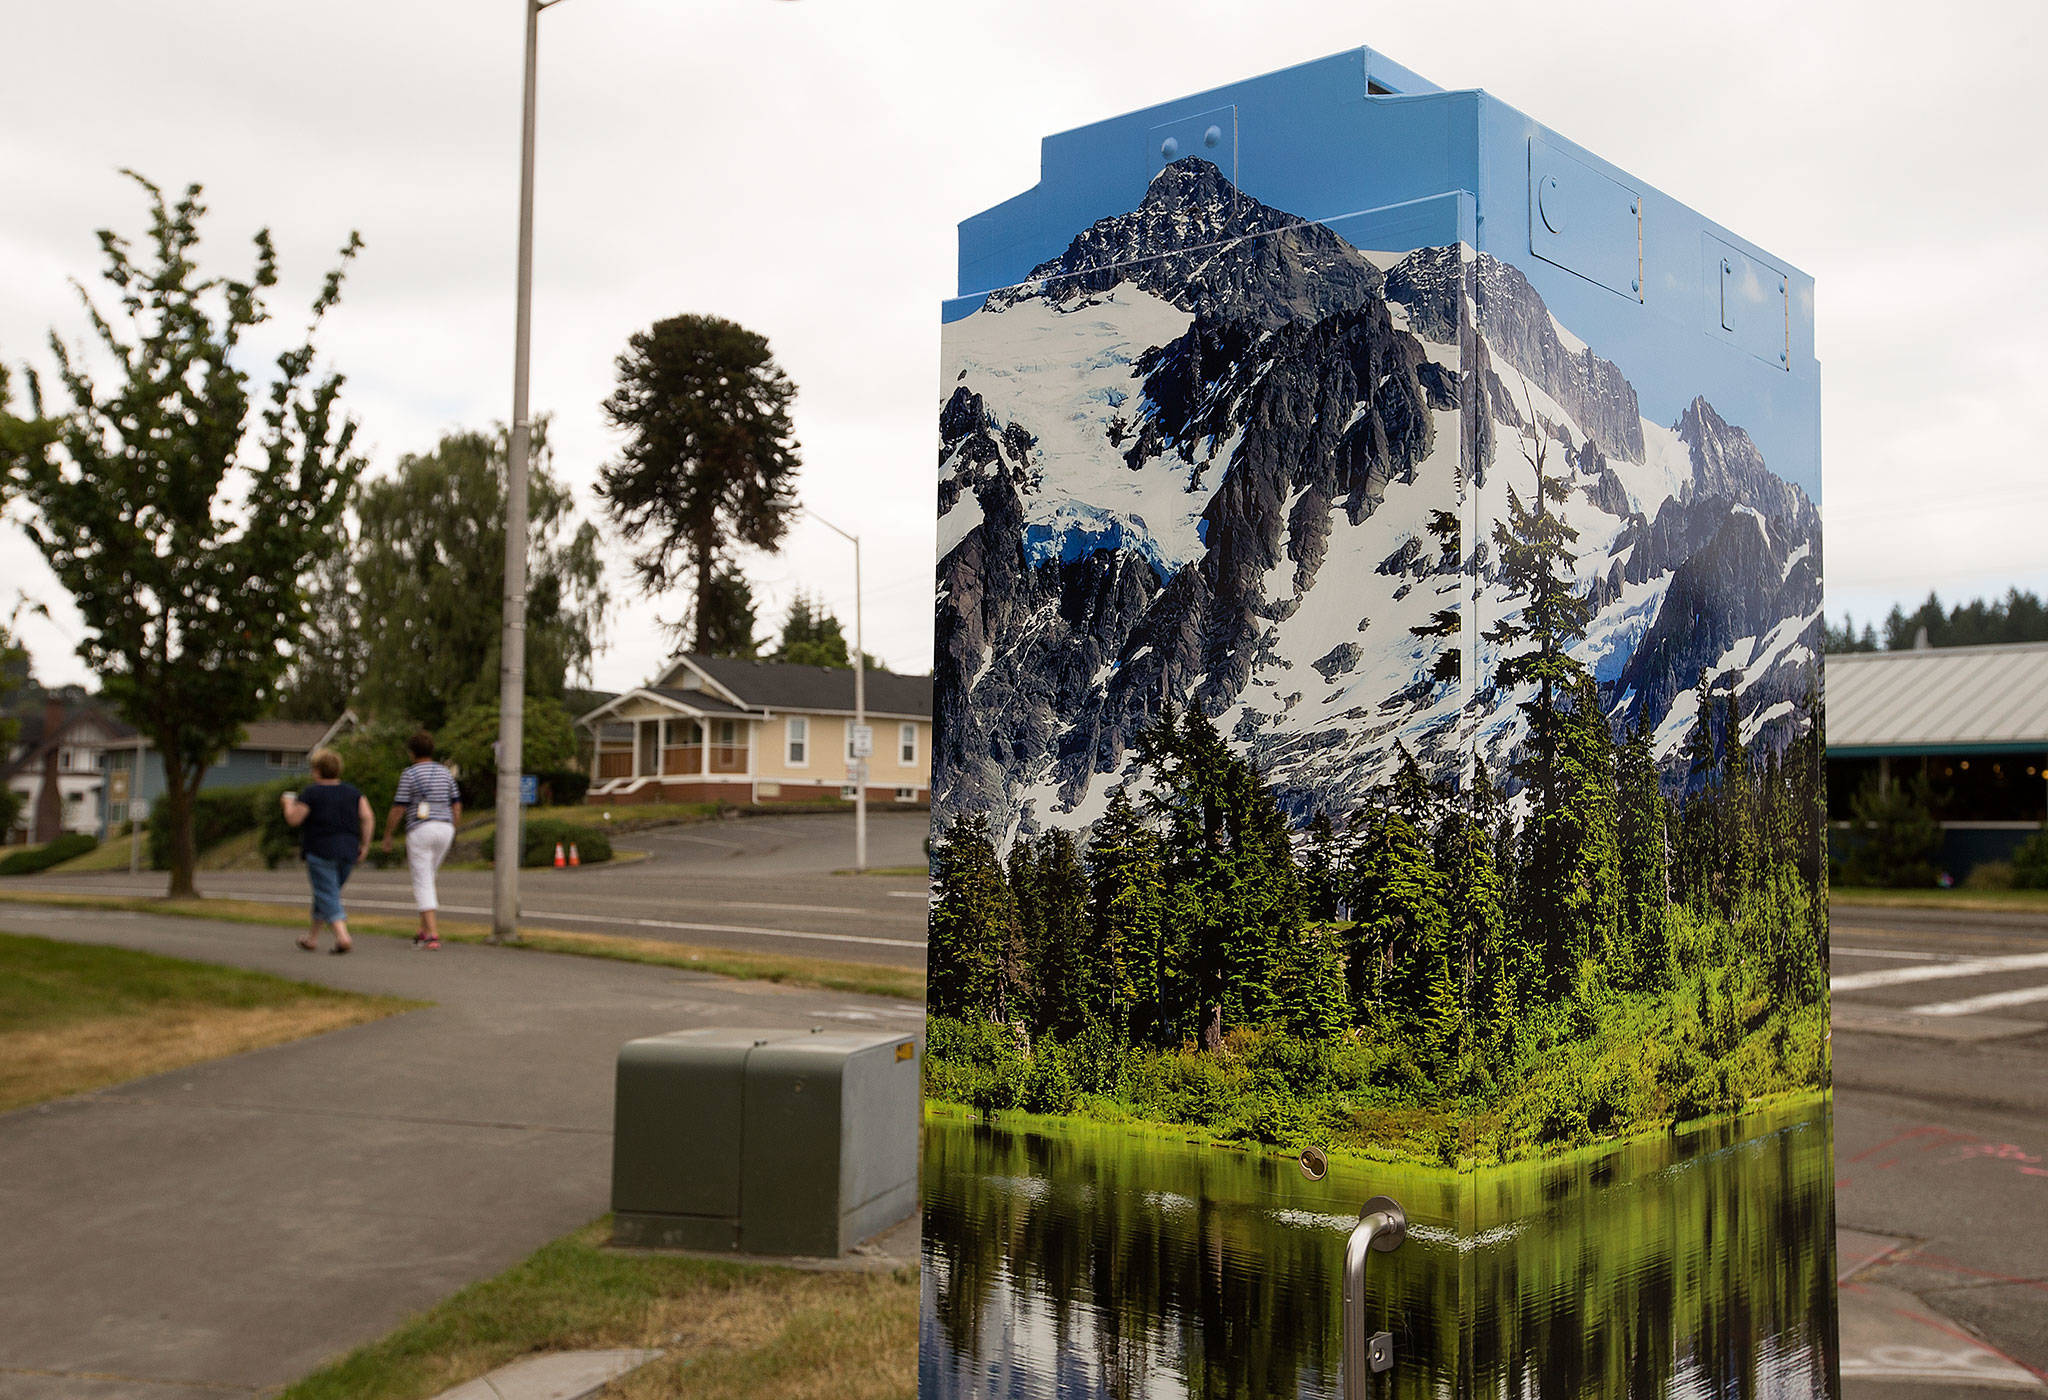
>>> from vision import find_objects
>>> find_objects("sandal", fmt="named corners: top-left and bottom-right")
top-left (297, 934), bottom-right (319, 952)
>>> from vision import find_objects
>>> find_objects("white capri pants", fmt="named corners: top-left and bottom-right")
top-left (406, 820), bottom-right (456, 912)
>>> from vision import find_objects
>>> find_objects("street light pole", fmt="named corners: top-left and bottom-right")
top-left (493, 0), bottom-right (566, 943)
top-left (810, 513), bottom-right (866, 872)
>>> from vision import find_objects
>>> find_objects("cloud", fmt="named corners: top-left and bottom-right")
top-left (5, 0), bottom-right (2046, 694)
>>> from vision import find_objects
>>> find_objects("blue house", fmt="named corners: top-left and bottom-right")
top-left (99, 715), bottom-right (355, 836)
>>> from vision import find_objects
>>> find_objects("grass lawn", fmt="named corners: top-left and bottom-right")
top-left (0, 890), bottom-right (925, 1002)
top-left (46, 830), bottom-right (146, 873)
top-left (1831, 885), bottom-right (2048, 913)
top-left (0, 929), bottom-right (418, 1113)
top-left (277, 1218), bottom-right (916, 1400)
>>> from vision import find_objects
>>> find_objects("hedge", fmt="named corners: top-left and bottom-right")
top-left (0, 832), bottom-right (99, 876)
top-left (515, 817), bottom-right (612, 868)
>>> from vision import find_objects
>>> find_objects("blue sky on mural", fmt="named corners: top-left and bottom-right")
top-left (1, 0), bottom-right (2041, 690)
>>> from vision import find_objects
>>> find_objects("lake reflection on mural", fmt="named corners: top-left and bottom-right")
top-left (919, 1100), bottom-right (1838, 1400)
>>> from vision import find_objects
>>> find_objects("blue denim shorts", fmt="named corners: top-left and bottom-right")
top-left (305, 853), bottom-right (354, 923)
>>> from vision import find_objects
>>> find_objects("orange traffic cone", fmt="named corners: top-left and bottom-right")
top-left (568, 843), bottom-right (581, 867)
top-left (553, 842), bottom-right (566, 868)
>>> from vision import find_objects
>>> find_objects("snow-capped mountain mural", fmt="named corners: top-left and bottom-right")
top-left (934, 157), bottom-right (1820, 839)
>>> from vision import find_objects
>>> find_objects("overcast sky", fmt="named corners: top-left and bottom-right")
top-left (5, 0), bottom-right (2045, 697)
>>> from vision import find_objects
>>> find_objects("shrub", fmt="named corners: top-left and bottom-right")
top-left (147, 782), bottom-right (279, 870)
top-left (2012, 826), bottom-right (2048, 890)
top-left (0, 831), bottom-right (98, 875)
top-left (924, 1015), bottom-right (1026, 1118)
top-left (1963, 860), bottom-right (2015, 891)
top-left (439, 698), bottom-right (581, 810)
top-left (1021, 1039), bottom-right (1079, 1115)
top-left (516, 818), bottom-right (612, 867)
top-left (1841, 775), bottom-right (1942, 888)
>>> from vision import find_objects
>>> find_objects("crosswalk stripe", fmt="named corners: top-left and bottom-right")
top-left (1831, 951), bottom-right (2048, 993)
top-left (1910, 983), bottom-right (2048, 1018)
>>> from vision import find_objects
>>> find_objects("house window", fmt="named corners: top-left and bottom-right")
top-left (267, 750), bottom-right (304, 770)
top-left (840, 783), bottom-right (859, 799)
top-left (664, 719), bottom-right (701, 746)
top-left (786, 716), bottom-right (808, 766)
top-left (894, 786), bottom-right (918, 802)
top-left (899, 723), bottom-right (917, 765)
top-left (715, 719), bottom-right (737, 746)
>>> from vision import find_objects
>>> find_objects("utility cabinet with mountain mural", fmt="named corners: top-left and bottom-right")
top-left (922, 49), bottom-right (1834, 1400)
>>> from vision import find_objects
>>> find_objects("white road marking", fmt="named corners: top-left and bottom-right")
top-left (1832, 946), bottom-right (1948, 962)
top-left (197, 893), bottom-right (928, 951)
top-left (1831, 951), bottom-right (2048, 993)
top-left (886, 891), bottom-right (926, 899)
top-left (1911, 982), bottom-right (2048, 1018)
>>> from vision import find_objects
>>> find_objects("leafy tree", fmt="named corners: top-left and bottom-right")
top-left (271, 543), bottom-right (363, 721)
top-left (1842, 774), bottom-right (1943, 888)
top-left (352, 423), bottom-right (607, 731)
top-left (928, 814), bottom-right (1023, 1022)
top-left (6, 175), bottom-right (362, 895)
top-left (1407, 507), bottom-right (1464, 683)
top-left (1027, 829), bottom-right (1092, 1038)
top-left (438, 695), bottom-right (581, 798)
top-left (1085, 788), bottom-right (1162, 1038)
top-left (598, 314), bottom-right (801, 650)
top-left (1823, 613), bottom-right (1879, 654)
top-left (770, 591), bottom-right (850, 668)
top-left (0, 621), bottom-right (24, 836)
top-left (1613, 723), bottom-right (1672, 990)
top-left (697, 563), bottom-right (761, 658)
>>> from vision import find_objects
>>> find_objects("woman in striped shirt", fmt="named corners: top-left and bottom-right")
top-left (383, 730), bottom-right (462, 950)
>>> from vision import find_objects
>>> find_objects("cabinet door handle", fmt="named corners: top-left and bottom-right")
top-left (1341, 1194), bottom-right (1407, 1398)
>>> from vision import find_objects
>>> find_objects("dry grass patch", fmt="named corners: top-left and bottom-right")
top-left (0, 929), bottom-right (417, 1113)
top-left (278, 1219), bottom-right (916, 1400)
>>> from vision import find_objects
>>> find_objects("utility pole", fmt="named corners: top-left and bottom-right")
top-left (811, 513), bottom-right (866, 871)
top-left (493, 0), bottom-right (565, 943)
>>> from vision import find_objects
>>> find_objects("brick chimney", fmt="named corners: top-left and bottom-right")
top-left (33, 701), bottom-right (66, 845)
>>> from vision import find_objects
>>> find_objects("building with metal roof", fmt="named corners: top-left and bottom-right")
top-left (1827, 642), bottom-right (2048, 877)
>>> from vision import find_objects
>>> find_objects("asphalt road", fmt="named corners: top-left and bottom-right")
top-left (1832, 902), bottom-right (2048, 1396)
top-left (21, 809), bottom-right (932, 968)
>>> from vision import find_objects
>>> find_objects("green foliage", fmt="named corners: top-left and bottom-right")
top-left (351, 423), bottom-right (608, 731)
top-left (598, 314), bottom-right (801, 652)
top-left (1842, 775), bottom-right (1943, 887)
top-left (329, 722), bottom-right (412, 818)
top-left (7, 174), bottom-right (364, 895)
top-left (513, 817), bottom-right (612, 868)
top-left (1020, 1038), bottom-right (1080, 1115)
top-left (438, 696), bottom-right (581, 806)
top-left (149, 781), bottom-right (292, 871)
top-left (922, 399), bottom-right (1829, 1163)
top-left (0, 832), bottom-right (98, 875)
top-left (772, 594), bottom-right (847, 668)
top-left (0, 619), bottom-right (24, 838)
top-left (2012, 826), bottom-right (2048, 890)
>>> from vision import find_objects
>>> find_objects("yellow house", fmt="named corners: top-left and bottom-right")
top-left (577, 654), bottom-right (932, 806)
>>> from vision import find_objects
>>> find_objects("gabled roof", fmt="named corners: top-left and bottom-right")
top-left (664, 654), bottom-right (933, 719)
top-left (577, 686), bottom-right (761, 728)
top-left (2, 703), bottom-right (137, 780)
top-left (239, 720), bottom-right (339, 753)
top-left (1828, 642), bottom-right (2048, 755)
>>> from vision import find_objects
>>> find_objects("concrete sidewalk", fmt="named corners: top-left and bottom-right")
top-left (0, 905), bottom-right (921, 1399)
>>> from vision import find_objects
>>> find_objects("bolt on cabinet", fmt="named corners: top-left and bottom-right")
top-left (922, 46), bottom-right (1835, 1400)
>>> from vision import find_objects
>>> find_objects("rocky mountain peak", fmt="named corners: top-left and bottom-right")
top-left (987, 158), bottom-right (1384, 331)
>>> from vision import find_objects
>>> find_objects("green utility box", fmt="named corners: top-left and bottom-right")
top-left (610, 1027), bottom-right (920, 1257)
